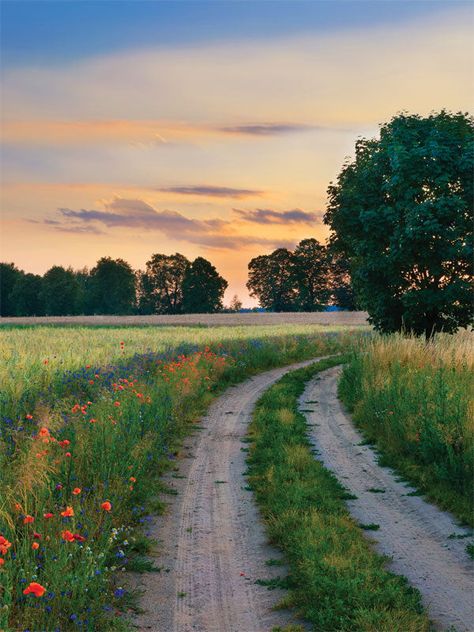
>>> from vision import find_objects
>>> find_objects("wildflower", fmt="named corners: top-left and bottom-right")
top-left (89, 418), bottom-right (97, 424)
top-left (61, 530), bottom-right (75, 542)
top-left (26, 414), bottom-right (33, 420)
top-left (59, 439), bottom-right (70, 447)
top-left (101, 501), bottom-right (112, 512)
top-left (38, 427), bottom-right (50, 438)
top-left (61, 506), bottom-right (74, 518)
top-left (72, 488), bottom-right (81, 495)
top-left (32, 542), bottom-right (39, 550)
top-left (44, 513), bottom-right (54, 519)
top-left (0, 558), bottom-right (4, 566)
top-left (33, 532), bottom-right (41, 539)
top-left (43, 359), bottom-right (49, 365)
top-left (129, 477), bottom-right (136, 483)
top-left (65, 452), bottom-right (72, 458)
top-left (23, 515), bottom-right (34, 524)
top-left (73, 533), bottom-right (86, 542)
top-left (114, 588), bottom-right (125, 598)
top-left (23, 582), bottom-right (46, 597)
top-left (114, 402), bottom-right (120, 407)
top-left (89, 380), bottom-right (94, 385)
top-left (0, 536), bottom-right (12, 554)
top-left (55, 484), bottom-right (63, 490)
top-left (14, 502), bottom-right (22, 512)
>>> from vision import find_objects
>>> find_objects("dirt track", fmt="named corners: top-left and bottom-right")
top-left (134, 359), bottom-right (318, 632)
top-left (301, 366), bottom-right (474, 632)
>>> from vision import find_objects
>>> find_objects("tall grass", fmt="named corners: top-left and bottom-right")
top-left (247, 359), bottom-right (430, 632)
top-left (0, 325), bottom-right (357, 630)
top-left (339, 331), bottom-right (474, 525)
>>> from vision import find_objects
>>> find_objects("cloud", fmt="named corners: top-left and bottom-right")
top-left (220, 123), bottom-right (314, 136)
top-left (233, 208), bottom-right (323, 225)
top-left (47, 196), bottom-right (287, 250)
top-left (157, 185), bottom-right (263, 198)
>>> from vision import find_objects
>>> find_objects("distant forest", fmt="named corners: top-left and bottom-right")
top-left (0, 238), bottom-right (354, 316)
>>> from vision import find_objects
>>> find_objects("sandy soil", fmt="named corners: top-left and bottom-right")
top-left (301, 366), bottom-right (474, 632)
top-left (133, 359), bottom-right (319, 632)
top-left (0, 311), bottom-right (368, 327)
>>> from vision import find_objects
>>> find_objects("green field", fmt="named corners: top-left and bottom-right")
top-left (0, 323), bottom-right (357, 630)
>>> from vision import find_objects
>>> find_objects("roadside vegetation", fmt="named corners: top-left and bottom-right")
top-left (247, 359), bottom-right (431, 632)
top-left (0, 325), bottom-right (354, 630)
top-left (339, 331), bottom-right (474, 526)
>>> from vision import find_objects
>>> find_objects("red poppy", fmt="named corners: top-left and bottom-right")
top-left (61, 530), bottom-right (75, 542)
top-left (43, 513), bottom-right (54, 519)
top-left (73, 533), bottom-right (86, 542)
top-left (101, 501), bottom-right (112, 512)
top-left (33, 532), bottom-right (41, 539)
top-left (32, 542), bottom-right (39, 550)
top-left (0, 536), bottom-right (12, 555)
top-left (114, 401), bottom-right (120, 407)
top-left (26, 414), bottom-right (33, 420)
top-left (65, 452), bottom-right (72, 458)
top-left (60, 506), bottom-right (74, 518)
top-left (23, 515), bottom-right (34, 524)
top-left (0, 558), bottom-right (4, 566)
top-left (23, 582), bottom-right (46, 597)
top-left (72, 488), bottom-right (81, 495)
top-left (59, 439), bottom-right (70, 447)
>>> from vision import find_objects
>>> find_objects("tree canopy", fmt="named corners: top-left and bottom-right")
top-left (142, 253), bottom-right (190, 314)
top-left (324, 111), bottom-right (474, 336)
top-left (182, 257), bottom-right (228, 313)
top-left (88, 257), bottom-right (136, 314)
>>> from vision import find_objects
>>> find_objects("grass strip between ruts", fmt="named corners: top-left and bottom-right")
top-left (246, 356), bottom-right (432, 632)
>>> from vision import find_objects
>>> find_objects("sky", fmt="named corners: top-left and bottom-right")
top-left (1, 0), bottom-right (473, 306)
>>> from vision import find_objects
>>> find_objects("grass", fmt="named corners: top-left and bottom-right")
top-left (0, 324), bottom-right (359, 630)
top-left (247, 358), bottom-right (431, 632)
top-left (338, 331), bottom-right (474, 526)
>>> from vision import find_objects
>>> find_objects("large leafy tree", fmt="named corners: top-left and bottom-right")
top-left (9, 273), bottom-right (44, 316)
top-left (324, 111), bottom-right (473, 336)
top-left (142, 253), bottom-right (190, 314)
top-left (88, 257), bottom-right (136, 314)
top-left (293, 238), bottom-right (330, 311)
top-left (182, 257), bottom-right (228, 313)
top-left (0, 263), bottom-right (23, 316)
top-left (247, 248), bottom-right (298, 312)
top-left (40, 266), bottom-right (80, 316)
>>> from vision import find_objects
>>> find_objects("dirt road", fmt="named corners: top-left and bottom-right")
top-left (134, 358), bottom-right (319, 632)
top-left (301, 366), bottom-right (474, 632)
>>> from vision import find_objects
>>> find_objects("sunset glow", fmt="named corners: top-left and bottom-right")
top-left (1, 0), bottom-right (472, 305)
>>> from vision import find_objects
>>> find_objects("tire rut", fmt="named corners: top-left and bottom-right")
top-left (301, 366), bottom-right (473, 632)
top-left (134, 358), bottom-right (320, 632)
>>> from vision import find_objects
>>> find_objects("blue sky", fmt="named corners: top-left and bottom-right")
top-left (1, 0), bottom-right (470, 66)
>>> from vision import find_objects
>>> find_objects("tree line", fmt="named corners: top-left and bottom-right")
top-left (247, 238), bottom-right (354, 311)
top-left (0, 255), bottom-right (228, 317)
top-left (0, 239), bottom-right (353, 317)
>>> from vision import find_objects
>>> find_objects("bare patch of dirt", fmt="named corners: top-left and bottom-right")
top-left (0, 311), bottom-right (368, 327)
top-left (133, 359), bottom-right (318, 632)
top-left (301, 366), bottom-right (474, 632)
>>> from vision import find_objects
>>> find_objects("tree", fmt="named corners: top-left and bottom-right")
top-left (182, 257), bottom-right (228, 313)
top-left (228, 295), bottom-right (243, 312)
top-left (9, 273), bottom-right (44, 316)
top-left (40, 266), bottom-right (80, 316)
top-left (88, 257), bottom-right (136, 314)
top-left (247, 248), bottom-right (297, 311)
top-left (326, 250), bottom-right (357, 310)
top-left (0, 263), bottom-right (23, 316)
top-left (293, 238), bottom-right (330, 311)
top-left (324, 111), bottom-right (474, 336)
top-left (142, 253), bottom-right (190, 314)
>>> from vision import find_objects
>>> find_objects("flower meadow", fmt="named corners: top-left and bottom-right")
top-left (0, 324), bottom-right (358, 630)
